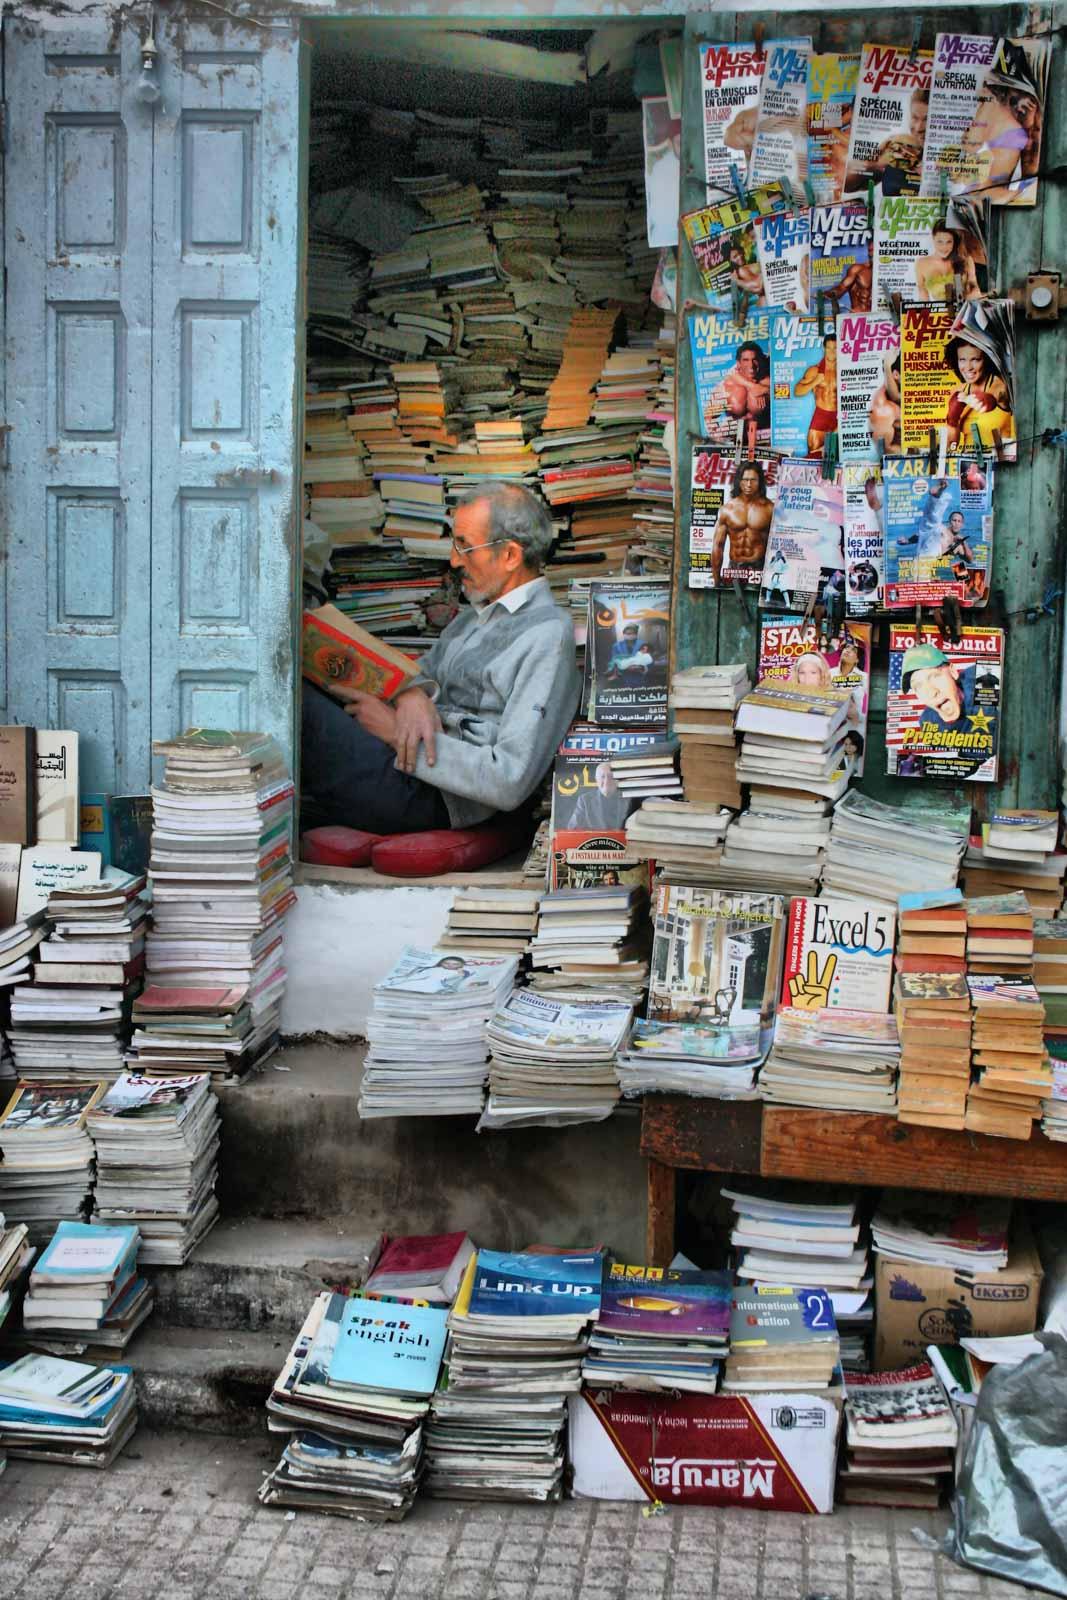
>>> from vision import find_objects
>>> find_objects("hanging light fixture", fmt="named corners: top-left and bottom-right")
top-left (137, 11), bottom-right (162, 107)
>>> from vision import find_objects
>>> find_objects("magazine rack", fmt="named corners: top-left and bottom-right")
top-left (641, 1096), bottom-right (1067, 1264)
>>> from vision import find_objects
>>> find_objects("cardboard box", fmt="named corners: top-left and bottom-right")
top-left (568, 1387), bottom-right (841, 1513)
top-left (874, 1221), bottom-right (1043, 1370)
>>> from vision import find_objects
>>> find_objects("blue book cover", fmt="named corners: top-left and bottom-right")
top-left (898, 888), bottom-right (964, 911)
top-left (770, 313), bottom-right (833, 457)
top-left (36, 1222), bottom-right (139, 1283)
top-left (328, 1299), bottom-right (447, 1395)
top-left (687, 309), bottom-right (772, 450)
top-left (0, 1365), bottom-right (131, 1425)
top-left (468, 1250), bottom-right (602, 1320)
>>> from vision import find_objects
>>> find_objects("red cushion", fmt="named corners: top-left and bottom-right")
top-left (370, 818), bottom-right (529, 878)
top-left (300, 826), bottom-right (383, 867)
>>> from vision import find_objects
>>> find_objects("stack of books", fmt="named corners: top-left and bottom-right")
top-left (0, 1352), bottom-right (138, 1467)
top-left (961, 808), bottom-right (1066, 915)
top-left (21, 1221), bottom-right (151, 1352)
top-left (582, 1263), bottom-right (730, 1392)
top-left (439, 888), bottom-right (541, 957)
top-left (871, 1192), bottom-right (1011, 1272)
top-left (0, 1218), bottom-right (32, 1335)
top-left (670, 664), bottom-right (750, 810)
top-left (965, 976), bottom-right (1049, 1139)
top-left (0, 915), bottom-right (46, 996)
top-left (425, 1249), bottom-right (600, 1501)
top-left (1035, 917), bottom-right (1067, 999)
top-left (615, 1017), bottom-right (768, 1100)
top-left (527, 885), bottom-right (649, 999)
top-left (723, 1285), bottom-right (841, 1394)
top-left (480, 989), bottom-right (633, 1129)
top-left (608, 737), bottom-right (682, 801)
top-left (759, 1009), bottom-right (900, 1114)
top-left (839, 1363), bottom-right (957, 1508)
top-left (127, 984), bottom-right (255, 1084)
top-left (965, 892), bottom-right (1035, 975)
top-left (87, 1073), bottom-right (220, 1265)
top-left (1041, 1054), bottom-right (1067, 1141)
top-left (8, 871), bottom-right (147, 1083)
top-left (725, 1183), bottom-right (873, 1368)
top-left (896, 889), bottom-right (967, 977)
top-left (0, 1081), bottom-right (103, 1241)
top-left (623, 802), bottom-right (730, 874)
top-left (822, 791), bottom-right (969, 905)
top-left (735, 685), bottom-right (852, 805)
top-left (260, 1290), bottom-right (447, 1521)
top-left (141, 730), bottom-right (296, 1077)
top-left (359, 947), bottom-right (519, 1118)
top-left (893, 972), bottom-right (973, 1130)
top-left (718, 799), bottom-right (831, 893)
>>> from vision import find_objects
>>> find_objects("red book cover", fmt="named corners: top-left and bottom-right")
top-left (373, 1232), bottom-right (469, 1276)
top-left (894, 953), bottom-right (967, 974)
top-left (135, 984), bottom-right (247, 1014)
top-left (301, 605), bottom-right (415, 701)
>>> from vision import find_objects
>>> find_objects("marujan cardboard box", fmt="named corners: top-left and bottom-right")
top-left (874, 1220), bottom-right (1043, 1369)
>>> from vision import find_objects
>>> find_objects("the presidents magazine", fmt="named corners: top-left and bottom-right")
top-left (885, 622), bottom-right (1002, 782)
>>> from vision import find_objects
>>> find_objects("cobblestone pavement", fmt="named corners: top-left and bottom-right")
top-left (0, 1429), bottom-right (1030, 1600)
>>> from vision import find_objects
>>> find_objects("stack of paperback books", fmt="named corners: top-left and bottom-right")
top-left (0, 1352), bottom-right (137, 1467)
top-left (960, 808), bottom-right (1066, 915)
top-left (581, 1262), bottom-right (730, 1392)
top-left (758, 1009), bottom-right (900, 1114)
top-left (527, 885), bottom-right (649, 1000)
top-left (893, 973), bottom-right (973, 1130)
top-left (260, 1290), bottom-right (447, 1521)
top-left (735, 685), bottom-right (852, 805)
top-left (717, 798), bottom-right (831, 892)
top-left (965, 893), bottom-right (1035, 975)
top-left (9, 871), bottom-right (147, 1083)
top-left (439, 888), bottom-right (541, 957)
top-left (425, 1249), bottom-right (600, 1501)
top-left (623, 801), bottom-right (730, 874)
top-left (143, 730), bottom-right (296, 1075)
top-left (0, 1218), bottom-right (32, 1335)
top-left (21, 1221), bottom-right (152, 1352)
top-left (615, 1018), bottom-right (768, 1100)
top-left (896, 889), bottom-right (967, 976)
top-left (870, 1193), bottom-right (1011, 1272)
top-left (1034, 917), bottom-right (1067, 1000)
top-left (839, 1363), bottom-right (957, 1508)
top-left (0, 1082), bottom-right (104, 1240)
top-left (723, 1285), bottom-right (840, 1394)
top-left (128, 984), bottom-right (256, 1084)
top-left (0, 915), bottom-right (46, 997)
top-left (822, 791), bottom-right (969, 904)
top-left (359, 947), bottom-right (519, 1118)
top-left (670, 663), bottom-right (750, 810)
top-left (608, 737), bottom-right (682, 801)
top-left (87, 1073), bottom-right (220, 1265)
top-left (480, 989), bottom-right (633, 1128)
top-left (965, 976), bottom-right (1049, 1139)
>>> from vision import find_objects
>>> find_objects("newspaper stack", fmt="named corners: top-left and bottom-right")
top-left (821, 790), bottom-right (969, 905)
top-left (479, 989), bottom-right (634, 1129)
top-left (87, 1074), bottom-right (220, 1266)
top-left (140, 731), bottom-right (296, 1078)
top-left (757, 1008), bottom-right (900, 1114)
top-left (21, 1221), bottom-right (152, 1352)
top-left (839, 1363), bottom-right (957, 1508)
top-left (439, 888), bottom-right (541, 956)
top-left (128, 984), bottom-right (255, 1085)
top-left (0, 1352), bottom-right (138, 1467)
top-left (9, 872), bottom-right (149, 1084)
top-left (723, 1286), bottom-right (841, 1394)
top-left (871, 1193), bottom-right (1011, 1272)
top-left (725, 1182), bottom-right (873, 1370)
top-left (425, 1249), bottom-right (600, 1501)
top-left (671, 663), bottom-right (750, 810)
top-left (359, 948), bottom-right (519, 1118)
top-left (616, 1018), bottom-right (769, 1099)
top-left (582, 1263), bottom-right (730, 1392)
top-left (527, 885), bottom-right (650, 1001)
top-left (260, 1290), bottom-right (447, 1520)
top-left (0, 1081), bottom-right (104, 1241)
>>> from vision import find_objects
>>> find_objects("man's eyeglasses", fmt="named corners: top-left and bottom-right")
top-left (450, 535), bottom-right (512, 556)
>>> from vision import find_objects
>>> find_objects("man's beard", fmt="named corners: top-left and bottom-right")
top-left (461, 571), bottom-right (506, 607)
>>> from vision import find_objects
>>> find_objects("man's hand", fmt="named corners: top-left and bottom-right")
top-left (393, 686), bottom-right (443, 774)
top-left (337, 688), bottom-right (399, 749)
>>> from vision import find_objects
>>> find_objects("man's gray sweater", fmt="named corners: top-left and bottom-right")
top-left (411, 580), bottom-right (580, 827)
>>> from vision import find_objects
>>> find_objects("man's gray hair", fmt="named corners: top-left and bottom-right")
top-left (458, 482), bottom-right (556, 572)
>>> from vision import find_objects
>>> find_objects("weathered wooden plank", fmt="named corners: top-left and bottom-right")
top-left (646, 1159), bottom-right (678, 1266)
top-left (761, 1107), bottom-right (1067, 1199)
top-left (641, 1094), bottom-right (763, 1172)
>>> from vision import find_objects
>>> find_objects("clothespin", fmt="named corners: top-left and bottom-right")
top-left (890, 291), bottom-right (903, 319)
top-left (866, 179), bottom-right (876, 232)
top-left (817, 291), bottom-right (828, 335)
top-left (927, 428), bottom-right (938, 474)
top-left (993, 429), bottom-right (1006, 462)
top-left (950, 273), bottom-right (963, 309)
top-left (731, 281), bottom-right (745, 327)
top-left (732, 574), bottom-right (752, 621)
top-left (729, 163), bottom-right (747, 207)
top-left (753, 22), bottom-right (765, 60)
top-left (939, 171), bottom-right (949, 215)
top-left (941, 594), bottom-right (963, 645)
top-left (734, 418), bottom-right (746, 463)
top-left (909, 17), bottom-right (923, 63)
top-left (1041, 427), bottom-right (1067, 447)
top-left (914, 601), bottom-right (924, 640)
top-left (803, 178), bottom-right (816, 208)
top-left (779, 177), bottom-right (796, 213)
top-left (971, 423), bottom-right (985, 454)
top-left (821, 429), bottom-right (839, 481)
top-left (936, 425), bottom-right (949, 477)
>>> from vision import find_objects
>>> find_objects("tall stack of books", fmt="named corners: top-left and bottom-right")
top-left (87, 1073), bottom-right (220, 1265)
top-left (758, 1009), bottom-right (899, 1115)
top-left (0, 1353), bottom-right (138, 1467)
top-left (893, 973), bottom-right (973, 1130)
top-left (21, 1221), bottom-right (151, 1353)
top-left (582, 1262), bottom-right (730, 1392)
top-left (722, 1285), bottom-right (841, 1394)
top-left (359, 947), bottom-right (519, 1118)
top-left (137, 731), bottom-right (295, 1081)
top-left (965, 892), bottom-right (1035, 975)
top-left (527, 885), bottom-right (649, 1001)
top-left (839, 1364), bottom-right (957, 1508)
top-left (965, 976), bottom-right (1049, 1139)
top-left (439, 887), bottom-right (541, 957)
top-left (260, 1290), bottom-right (447, 1521)
top-left (822, 791), bottom-right (970, 904)
top-left (0, 1081), bottom-right (103, 1241)
top-left (480, 988), bottom-right (633, 1129)
top-left (671, 664), bottom-right (749, 810)
top-left (425, 1249), bottom-right (600, 1501)
top-left (896, 889), bottom-right (967, 977)
top-left (960, 809), bottom-right (1066, 915)
top-left (735, 685), bottom-right (852, 805)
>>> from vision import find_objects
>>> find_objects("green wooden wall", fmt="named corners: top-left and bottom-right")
top-left (673, 5), bottom-right (1067, 813)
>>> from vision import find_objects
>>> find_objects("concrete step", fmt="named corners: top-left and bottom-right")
top-left (132, 1325), bottom-right (283, 1435)
top-left (216, 1041), bottom-right (646, 1262)
top-left (148, 1216), bottom-right (379, 1332)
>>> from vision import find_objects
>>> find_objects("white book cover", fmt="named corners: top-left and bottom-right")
top-left (34, 731), bottom-right (80, 845)
top-left (781, 896), bottom-right (896, 1012)
top-left (16, 848), bottom-right (102, 921)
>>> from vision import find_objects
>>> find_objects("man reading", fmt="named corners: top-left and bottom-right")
top-left (301, 484), bottom-right (580, 834)
top-left (710, 460), bottom-right (775, 587)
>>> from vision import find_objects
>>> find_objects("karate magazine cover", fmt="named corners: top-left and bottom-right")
top-left (843, 463), bottom-right (886, 617)
top-left (882, 454), bottom-right (994, 609)
top-left (689, 449), bottom-right (778, 590)
top-left (760, 461), bottom-right (845, 613)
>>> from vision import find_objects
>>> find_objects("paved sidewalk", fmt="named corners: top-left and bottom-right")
top-left (0, 1429), bottom-right (1027, 1600)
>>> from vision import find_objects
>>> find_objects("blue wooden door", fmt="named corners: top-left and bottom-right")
top-left (2, 13), bottom-right (303, 786)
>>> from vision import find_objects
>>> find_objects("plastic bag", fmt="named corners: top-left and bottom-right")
top-left (948, 1330), bottom-right (1067, 1596)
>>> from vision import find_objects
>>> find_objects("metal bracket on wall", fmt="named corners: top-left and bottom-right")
top-left (0, 425), bottom-right (11, 472)
top-left (1008, 272), bottom-right (1065, 321)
